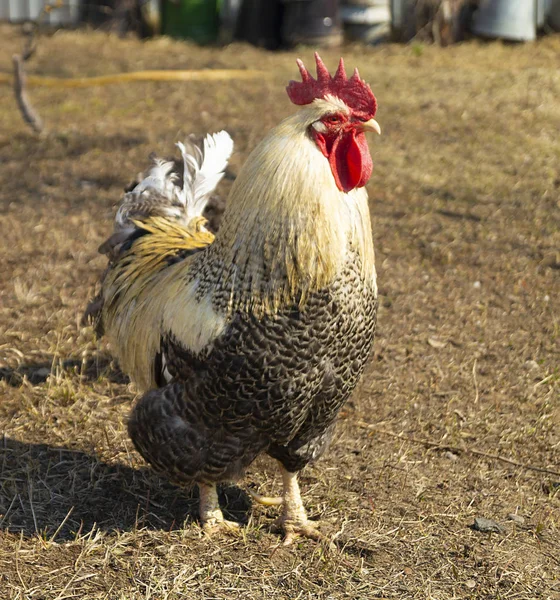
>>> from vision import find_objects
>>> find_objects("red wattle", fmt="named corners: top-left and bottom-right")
top-left (353, 131), bottom-right (373, 188)
top-left (328, 130), bottom-right (373, 193)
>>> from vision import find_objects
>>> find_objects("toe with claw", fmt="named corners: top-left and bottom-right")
top-left (274, 514), bottom-right (322, 545)
top-left (203, 517), bottom-right (241, 535)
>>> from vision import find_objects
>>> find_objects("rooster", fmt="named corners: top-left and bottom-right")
top-left (89, 54), bottom-right (380, 543)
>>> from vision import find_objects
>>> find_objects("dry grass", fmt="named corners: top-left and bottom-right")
top-left (0, 24), bottom-right (559, 599)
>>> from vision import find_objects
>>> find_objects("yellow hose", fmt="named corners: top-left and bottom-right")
top-left (0, 69), bottom-right (263, 88)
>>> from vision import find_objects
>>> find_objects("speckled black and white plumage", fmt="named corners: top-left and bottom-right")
top-left (93, 63), bottom-right (382, 535)
top-left (128, 250), bottom-right (377, 483)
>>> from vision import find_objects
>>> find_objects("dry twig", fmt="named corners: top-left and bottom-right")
top-left (9, 0), bottom-right (63, 133)
top-left (12, 54), bottom-right (44, 134)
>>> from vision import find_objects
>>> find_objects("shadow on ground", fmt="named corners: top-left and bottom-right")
top-left (0, 437), bottom-right (251, 541)
top-left (0, 354), bottom-right (128, 387)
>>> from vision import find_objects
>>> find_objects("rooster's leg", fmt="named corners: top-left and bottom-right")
top-left (274, 466), bottom-right (321, 544)
top-left (198, 483), bottom-right (239, 533)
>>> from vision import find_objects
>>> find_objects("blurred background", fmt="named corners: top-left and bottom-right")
top-left (1, 0), bottom-right (560, 48)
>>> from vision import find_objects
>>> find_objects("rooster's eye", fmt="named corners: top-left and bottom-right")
top-left (326, 115), bottom-right (341, 124)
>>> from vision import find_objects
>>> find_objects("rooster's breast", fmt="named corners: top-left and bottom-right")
top-left (162, 250), bottom-right (377, 452)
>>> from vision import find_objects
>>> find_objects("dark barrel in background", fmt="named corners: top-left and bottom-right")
top-left (282, 0), bottom-right (343, 47)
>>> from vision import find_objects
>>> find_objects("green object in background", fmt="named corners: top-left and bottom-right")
top-left (162, 0), bottom-right (220, 44)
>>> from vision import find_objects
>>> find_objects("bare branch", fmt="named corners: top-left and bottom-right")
top-left (12, 54), bottom-right (44, 134)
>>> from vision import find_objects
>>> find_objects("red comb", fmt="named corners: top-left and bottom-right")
top-left (286, 53), bottom-right (377, 119)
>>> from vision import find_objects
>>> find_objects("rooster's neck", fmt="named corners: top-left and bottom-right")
top-left (200, 115), bottom-right (375, 314)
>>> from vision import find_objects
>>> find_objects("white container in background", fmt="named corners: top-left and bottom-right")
top-left (473, 0), bottom-right (544, 41)
top-left (341, 1), bottom-right (390, 43)
top-left (0, 0), bottom-right (81, 25)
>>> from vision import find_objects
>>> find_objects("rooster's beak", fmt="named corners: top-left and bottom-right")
top-left (361, 119), bottom-right (381, 135)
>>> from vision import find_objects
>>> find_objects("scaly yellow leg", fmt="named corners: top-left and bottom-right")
top-left (274, 466), bottom-right (322, 545)
top-left (198, 483), bottom-right (240, 533)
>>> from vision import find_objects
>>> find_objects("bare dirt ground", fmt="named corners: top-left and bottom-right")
top-left (0, 24), bottom-right (559, 599)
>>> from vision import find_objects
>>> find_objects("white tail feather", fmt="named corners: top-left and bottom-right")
top-left (135, 159), bottom-right (178, 197)
top-left (177, 130), bottom-right (234, 220)
top-left (114, 131), bottom-right (233, 231)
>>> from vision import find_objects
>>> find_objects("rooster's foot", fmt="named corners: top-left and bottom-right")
top-left (198, 482), bottom-right (239, 535)
top-left (270, 467), bottom-right (332, 546)
top-left (202, 516), bottom-right (240, 535)
top-left (273, 515), bottom-right (323, 545)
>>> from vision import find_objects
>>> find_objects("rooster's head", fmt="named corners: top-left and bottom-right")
top-left (287, 53), bottom-right (380, 194)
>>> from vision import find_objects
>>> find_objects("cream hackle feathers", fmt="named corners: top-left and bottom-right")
top-left (205, 98), bottom-right (376, 314)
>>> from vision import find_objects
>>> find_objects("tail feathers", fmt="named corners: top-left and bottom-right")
top-left (178, 130), bottom-right (234, 220)
top-left (113, 130), bottom-right (233, 234)
top-left (130, 158), bottom-right (178, 199)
